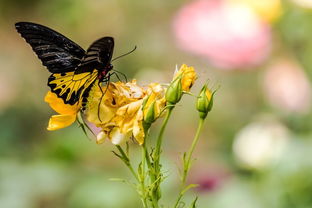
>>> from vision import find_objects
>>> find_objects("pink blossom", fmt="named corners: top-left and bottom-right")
top-left (173, 0), bottom-right (272, 69)
top-left (189, 165), bottom-right (230, 193)
top-left (263, 60), bottom-right (312, 114)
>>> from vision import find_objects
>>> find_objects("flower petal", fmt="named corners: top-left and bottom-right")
top-left (47, 114), bottom-right (76, 131)
top-left (96, 131), bottom-right (108, 144)
top-left (179, 64), bottom-right (197, 92)
top-left (45, 91), bottom-right (79, 115)
top-left (133, 111), bottom-right (145, 145)
top-left (109, 128), bottom-right (131, 145)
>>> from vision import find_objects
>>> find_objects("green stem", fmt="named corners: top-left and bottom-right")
top-left (182, 118), bottom-right (205, 184)
top-left (174, 194), bottom-right (183, 208)
top-left (143, 142), bottom-right (153, 171)
top-left (142, 125), bottom-right (159, 208)
top-left (140, 143), bottom-right (148, 208)
top-left (151, 106), bottom-right (174, 203)
top-left (154, 106), bottom-right (174, 169)
top-left (142, 126), bottom-right (153, 173)
top-left (174, 118), bottom-right (205, 208)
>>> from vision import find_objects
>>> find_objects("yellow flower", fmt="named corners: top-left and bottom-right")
top-left (173, 64), bottom-right (197, 92)
top-left (143, 83), bottom-right (166, 124)
top-left (86, 80), bottom-right (166, 145)
top-left (44, 64), bottom-right (196, 143)
top-left (166, 64), bottom-right (197, 104)
top-left (44, 91), bottom-right (80, 131)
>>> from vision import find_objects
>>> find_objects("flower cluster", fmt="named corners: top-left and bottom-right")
top-left (43, 64), bottom-right (215, 208)
top-left (45, 64), bottom-right (202, 145)
top-left (86, 80), bottom-right (166, 145)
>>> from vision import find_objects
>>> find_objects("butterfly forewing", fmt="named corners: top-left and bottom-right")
top-left (76, 37), bottom-right (114, 74)
top-left (15, 22), bottom-right (85, 73)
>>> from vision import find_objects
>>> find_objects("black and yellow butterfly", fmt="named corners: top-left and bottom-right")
top-left (15, 22), bottom-right (115, 107)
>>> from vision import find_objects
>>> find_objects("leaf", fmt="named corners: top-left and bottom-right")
top-left (189, 197), bottom-right (198, 208)
top-left (109, 178), bottom-right (138, 190)
top-left (76, 111), bottom-right (96, 138)
top-left (109, 178), bottom-right (126, 182)
top-left (112, 150), bottom-right (122, 159)
top-left (182, 184), bottom-right (199, 195)
top-left (126, 141), bottom-right (130, 157)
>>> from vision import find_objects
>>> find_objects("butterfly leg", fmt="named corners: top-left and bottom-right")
top-left (97, 74), bottom-right (113, 122)
top-left (111, 70), bottom-right (128, 82)
top-left (97, 81), bottom-right (104, 122)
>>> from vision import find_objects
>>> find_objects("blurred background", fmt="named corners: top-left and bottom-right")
top-left (0, 0), bottom-right (312, 207)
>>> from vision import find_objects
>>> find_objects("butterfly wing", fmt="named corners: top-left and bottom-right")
top-left (15, 22), bottom-right (85, 73)
top-left (16, 22), bottom-right (115, 106)
top-left (48, 37), bottom-right (115, 105)
top-left (75, 37), bottom-right (114, 74)
top-left (48, 70), bottom-right (98, 105)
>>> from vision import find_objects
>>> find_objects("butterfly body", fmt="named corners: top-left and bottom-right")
top-left (15, 22), bottom-right (114, 106)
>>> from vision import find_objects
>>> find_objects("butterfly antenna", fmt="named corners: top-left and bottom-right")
top-left (112, 46), bottom-right (137, 62)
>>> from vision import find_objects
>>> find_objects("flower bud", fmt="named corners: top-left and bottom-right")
top-left (143, 100), bottom-right (156, 124)
top-left (165, 74), bottom-right (183, 105)
top-left (173, 64), bottom-right (197, 92)
top-left (196, 85), bottom-right (214, 119)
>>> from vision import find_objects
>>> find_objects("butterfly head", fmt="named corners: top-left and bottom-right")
top-left (98, 63), bottom-right (113, 82)
top-left (106, 63), bottom-right (113, 71)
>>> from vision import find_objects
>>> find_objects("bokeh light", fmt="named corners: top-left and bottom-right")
top-left (1, 0), bottom-right (312, 207)
top-left (173, 0), bottom-right (272, 70)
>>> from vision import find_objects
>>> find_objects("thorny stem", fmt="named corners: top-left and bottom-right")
top-left (140, 142), bottom-right (148, 208)
top-left (143, 142), bottom-right (153, 173)
top-left (142, 126), bottom-right (159, 208)
top-left (142, 123), bottom-right (153, 173)
top-left (174, 118), bottom-right (205, 208)
top-left (152, 106), bottom-right (174, 202)
top-left (154, 106), bottom-right (174, 169)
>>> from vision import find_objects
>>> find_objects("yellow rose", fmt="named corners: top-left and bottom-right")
top-left (173, 64), bottom-right (197, 92)
top-left (166, 64), bottom-right (197, 104)
top-left (85, 80), bottom-right (166, 145)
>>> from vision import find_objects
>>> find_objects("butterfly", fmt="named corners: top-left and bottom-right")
top-left (15, 22), bottom-right (115, 108)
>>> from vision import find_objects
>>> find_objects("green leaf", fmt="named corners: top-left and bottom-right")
top-left (182, 184), bottom-right (199, 195)
top-left (109, 178), bottom-right (126, 182)
top-left (112, 150), bottom-right (122, 159)
top-left (189, 197), bottom-right (198, 208)
top-left (138, 162), bottom-right (144, 181)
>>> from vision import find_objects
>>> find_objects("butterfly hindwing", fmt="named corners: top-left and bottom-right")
top-left (15, 22), bottom-right (85, 73)
top-left (48, 70), bottom-right (98, 105)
